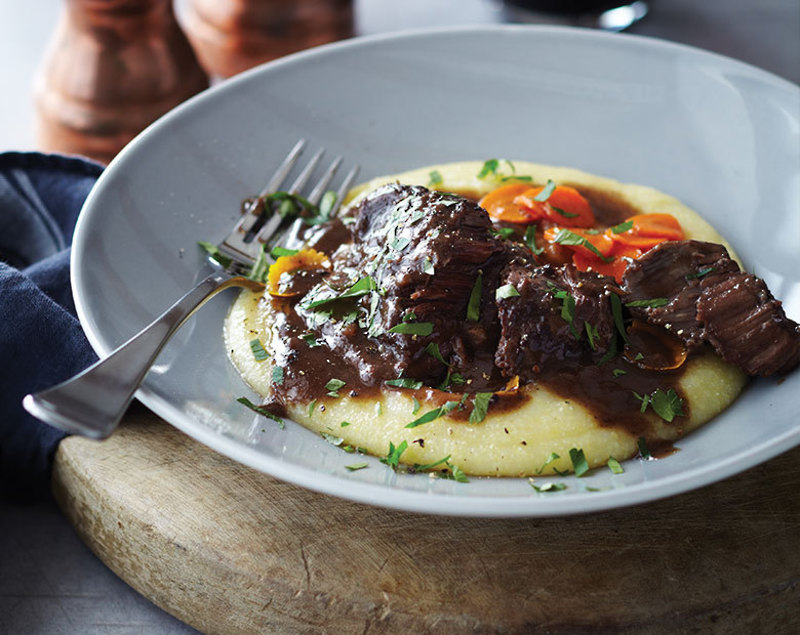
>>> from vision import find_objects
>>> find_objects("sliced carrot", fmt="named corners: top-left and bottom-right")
top-left (543, 226), bottom-right (615, 259)
top-left (609, 213), bottom-right (684, 249)
top-left (495, 375), bottom-right (520, 397)
top-left (543, 226), bottom-right (639, 282)
top-left (572, 251), bottom-right (630, 282)
top-left (267, 248), bottom-right (330, 297)
top-left (514, 185), bottom-right (595, 227)
top-left (537, 238), bottom-right (574, 266)
top-left (478, 183), bottom-right (535, 223)
top-left (609, 241), bottom-right (644, 261)
top-left (513, 205), bottom-right (685, 283)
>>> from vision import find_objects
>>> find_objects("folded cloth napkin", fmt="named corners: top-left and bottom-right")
top-left (0, 152), bottom-right (103, 500)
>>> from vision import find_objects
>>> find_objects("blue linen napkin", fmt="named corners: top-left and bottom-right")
top-left (0, 152), bottom-right (103, 500)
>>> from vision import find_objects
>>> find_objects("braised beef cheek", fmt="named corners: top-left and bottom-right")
top-left (271, 185), bottom-right (798, 418)
top-left (495, 263), bottom-right (618, 380)
top-left (621, 240), bottom-right (800, 376)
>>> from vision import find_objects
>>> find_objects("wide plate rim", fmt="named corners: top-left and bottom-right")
top-left (71, 24), bottom-right (800, 518)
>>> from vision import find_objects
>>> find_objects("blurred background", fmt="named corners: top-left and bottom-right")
top-left (0, 0), bottom-right (798, 161)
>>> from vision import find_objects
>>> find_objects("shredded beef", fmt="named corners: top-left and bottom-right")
top-left (698, 272), bottom-right (800, 376)
top-left (621, 240), bottom-right (738, 348)
top-left (298, 183), bottom-right (532, 387)
top-left (622, 240), bottom-right (800, 376)
top-left (495, 264), bottom-right (618, 380)
top-left (293, 186), bottom-right (798, 389)
top-left (348, 183), bottom-right (513, 324)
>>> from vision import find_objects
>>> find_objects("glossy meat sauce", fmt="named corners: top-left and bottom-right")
top-left (261, 184), bottom-right (698, 438)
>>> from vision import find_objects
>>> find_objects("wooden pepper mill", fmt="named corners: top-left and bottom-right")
top-left (182, 0), bottom-right (354, 79)
top-left (34, 0), bottom-right (209, 165)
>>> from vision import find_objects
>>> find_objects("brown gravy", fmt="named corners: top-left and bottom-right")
top-left (263, 186), bottom-right (690, 439)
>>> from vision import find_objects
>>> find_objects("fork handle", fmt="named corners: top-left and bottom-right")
top-left (23, 271), bottom-right (258, 439)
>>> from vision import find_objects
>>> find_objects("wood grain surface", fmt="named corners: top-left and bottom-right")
top-left (52, 406), bottom-right (800, 634)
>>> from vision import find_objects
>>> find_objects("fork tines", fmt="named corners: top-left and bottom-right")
top-left (221, 139), bottom-right (358, 265)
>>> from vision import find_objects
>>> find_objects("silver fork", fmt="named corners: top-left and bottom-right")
top-left (23, 139), bottom-right (358, 439)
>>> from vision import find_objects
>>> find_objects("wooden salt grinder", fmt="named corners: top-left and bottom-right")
top-left (182, 0), bottom-right (354, 79)
top-left (34, 0), bottom-right (209, 165)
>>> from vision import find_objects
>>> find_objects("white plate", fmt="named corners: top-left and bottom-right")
top-left (71, 26), bottom-right (800, 517)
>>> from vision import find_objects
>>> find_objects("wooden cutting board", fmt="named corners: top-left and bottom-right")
top-left (52, 405), bottom-right (800, 634)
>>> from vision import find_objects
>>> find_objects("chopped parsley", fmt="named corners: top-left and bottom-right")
top-left (466, 271), bottom-right (483, 321)
top-left (569, 447), bottom-right (589, 477)
top-left (584, 322), bottom-right (599, 351)
top-left (637, 436), bottom-right (652, 460)
top-left (607, 457), bottom-right (624, 474)
top-left (530, 481), bottom-right (567, 493)
top-left (428, 170), bottom-right (443, 187)
top-left (424, 342), bottom-right (448, 365)
top-left (686, 266), bottom-right (715, 280)
top-left (438, 369), bottom-right (466, 390)
top-left (597, 334), bottom-right (618, 366)
top-left (468, 392), bottom-right (493, 424)
top-left (477, 158), bottom-right (532, 182)
top-left (524, 224), bottom-right (544, 255)
top-left (552, 228), bottom-right (614, 263)
top-left (387, 321), bottom-right (434, 336)
top-left (385, 378), bottom-right (424, 389)
top-left (249, 338), bottom-right (269, 361)
top-left (412, 455), bottom-right (451, 472)
top-left (304, 275), bottom-right (377, 310)
top-left (325, 378), bottom-right (346, 397)
top-left (500, 175), bottom-right (533, 183)
top-left (380, 440), bottom-right (408, 469)
top-left (405, 400), bottom-right (460, 429)
top-left (650, 388), bottom-right (686, 422)
top-left (301, 332), bottom-right (321, 347)
top-left (495, 284), bottom-right (520, 300)
top-left (236, 397), bottom-right (284, 428)
top-left (553, 207), bottom-right (578, 219)
top-left (491, 227), bottom-right (516, 239)
top-left (270, 246), bottom-right (299, 258)
top-left (321, 431), bottom-right (345, 446)
top-left (365, 291), bottom-right (383, 338)
top-left (533, 179), bottom-right (556, 202)
top-left (391, 236), bottom-right (411, 252)
top-left (635, 387), bottom-right (685, 422)
top-left (609, 293), bottom-right (629, 344)
top-left (444, 462), bottom-right (469, 482)
top-left (477, 159), bottom-right (500, 179)
top-left (626, 298), bottom-right (669, 308)
top-left (198, 241), bottom-right (232, 268)
top-left (610, 220), bottom-right (634, 234)
top-left (247, 244), bottom-right (271, 283)
top-left (535, 452), bottom-right (560, 475)
top-left (634, 391), bottom-right (650, 413)
top-left (548, 283), bottom-right (579, 339)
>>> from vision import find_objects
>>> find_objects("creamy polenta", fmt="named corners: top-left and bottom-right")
top-left (224, 161), bottom-right (748, 476)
